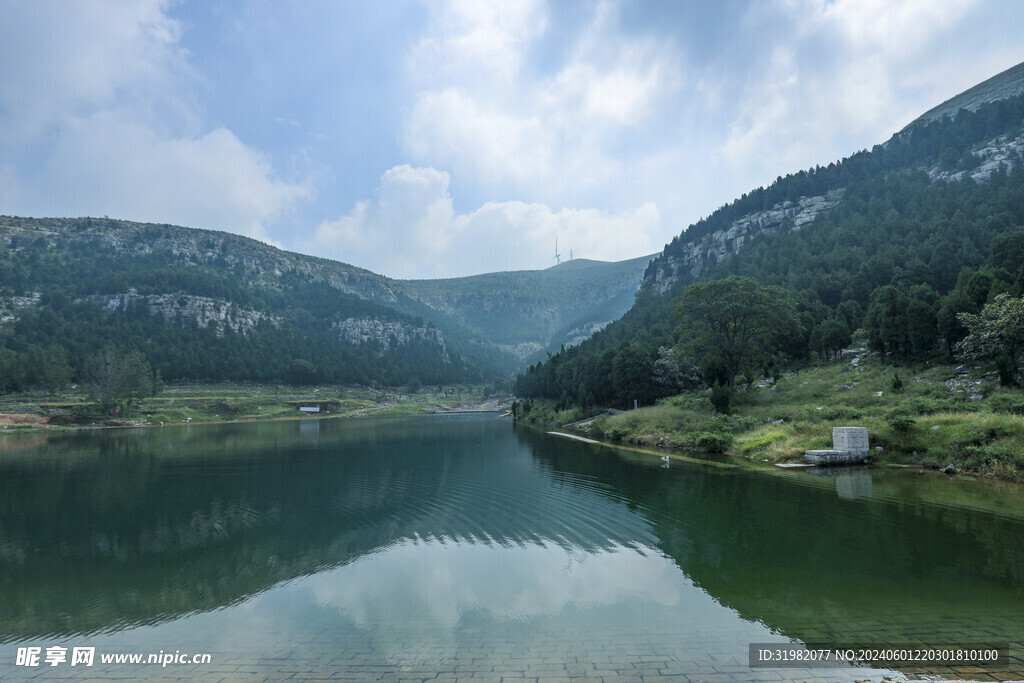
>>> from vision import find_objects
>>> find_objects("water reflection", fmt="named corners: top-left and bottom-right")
top-left (0, 416), bottom-right (661, 640)
top-left (0, 415), bottom-right (1022, 679)
top-left (805, 465), bottom-right (874, 499)
top-left (520, 426), bottom-right (1024, 631)
top-left (298, 418), bottom-right (320, 439)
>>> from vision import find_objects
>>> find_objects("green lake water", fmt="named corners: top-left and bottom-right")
top-left (1, 413), bottom-right (1022, 680)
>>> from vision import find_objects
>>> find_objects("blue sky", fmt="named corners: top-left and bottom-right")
top-left (2, 1), bottom-right (1023, 278)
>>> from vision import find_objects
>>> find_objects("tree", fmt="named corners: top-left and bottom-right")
top-left (120, 351), bottom-right (159, 419)
top-left (937, 289), bottom-right (977, 359)
top-left (652, 346), bottom-right (703, 396)
top-left (612, 342), bottom-right (653, 408)
top-left (676, 276), bottom-right (802, 404)
top-left (288, 358), bottom-right (319, 385)
top-left (86, 347), bottom-right (160, 418)
top-left (988, 230), bottom-right (1024, 276)
top-left (0, 348), bottom-right (23, 394)
top-left (957, 294), bottom-right (1024, 376)
top-left (26, 343), bottom-right (72, 395)
top-left (811, 319), bottom-right (851, 360)
top-left (864, 284), bottom-right (938, 359)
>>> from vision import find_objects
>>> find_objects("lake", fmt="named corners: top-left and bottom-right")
top-left (1, 413), bottom-right (1022, 680)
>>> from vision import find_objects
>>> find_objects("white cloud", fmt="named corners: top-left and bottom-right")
top-left (0, 0), bottom-right (308, 243)
top-left (403, 0), bottom-right (682, 207)
top-left (39, 113), bottom-right (309, 242)
top-left (307, 540), bottom-right (682, 639)
top-left (717, 0), bottom-right (1016, 180)
top-left (308, 165), bottom-right (659, 279)
top-left (406, 89), bottom-right (554, 187)
top-left (0, 0), bottom-right (192, 144)
top-left (408, 0), bottom-right (548, 90)
top-left (310, 165), bottom-right (455, 275)
top-left (551, 60), bottom-right (667, 125)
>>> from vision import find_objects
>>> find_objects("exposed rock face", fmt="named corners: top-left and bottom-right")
top-left (88, 291), bottom-right (274, 335)
top-left (0, 292), bottom-right (41, 325)
top-left (333, 317), bottom-right (448, 361)
top-left (498, 341), bottom-right (544, 359)
top-left (0, 216), bottom-right (403, 304)
top-left (643, 126), bottom-right (1022, 298)
top-left (926, 132), bottom-right (1024, 183)
top-left (562, 321), bottom-right (612, 349)
top-left (646, 190), bottom-right (844, 294)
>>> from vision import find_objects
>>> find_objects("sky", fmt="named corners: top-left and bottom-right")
top-left (1, 1), bottom-right (1023, 279)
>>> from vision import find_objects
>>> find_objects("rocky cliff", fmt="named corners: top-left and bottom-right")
top-left (645, 190), bottom-right (844, 294)
top-left (333, 317), bottom-right (449, 362)
top-left (0, 216), bottom-right (403, 305)
top-left (925, 131), bottom-right (1024, 183)
top-left (89, 291), bottom-right (275, 335)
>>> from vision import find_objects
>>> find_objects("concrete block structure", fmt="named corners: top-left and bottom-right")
top-left (832, 426), bottom-right (869, 454)
top-left (805, 426), bottom-right (869, 465)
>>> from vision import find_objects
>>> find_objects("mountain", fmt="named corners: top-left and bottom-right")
top-left (0, 215), bottom-right (652, 389)
top-left (517, 59), bottom-right (1024, 407)
top-left (643, 60), bottom-right (1024, 298)
top-left (401, 254), bottom-right (654, 361)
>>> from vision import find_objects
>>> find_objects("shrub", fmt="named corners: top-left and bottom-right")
top-left (887, 412), bottom-right (916, 433)
top-left (891, 372), bottom-right (905, 393)
top-left (814, 405), bottom-right (862, 421)
top-left (902, 396), bottom-right (941, 416)
top-left (694, 431), bottom-right (732, 453)
top-left (714, 414), bottom-right (761, 431)
top-left (607, 425), bottom-right (630, 441)
top-left (710, 382), bottom-right (731, 414)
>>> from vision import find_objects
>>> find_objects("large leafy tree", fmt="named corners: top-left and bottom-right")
top-left (676, 276), bottom-right (802, 403)
top-left (957, 294), bottom-right (1024, 376)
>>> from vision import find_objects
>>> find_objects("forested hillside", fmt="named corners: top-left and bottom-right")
top-left (0, 216), bottom-right (651, 392)
top-left (516, 80), bottom-right (1024, 409)
top-left (402, 254), bottom-right (653, 362)
top-left (0, 219), bottom-right (479, 388)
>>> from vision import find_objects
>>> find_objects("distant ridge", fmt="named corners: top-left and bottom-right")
top-left (545, 256), bottom-right (655, 272)
top-left (903, 59), bottom-right (1024, 130)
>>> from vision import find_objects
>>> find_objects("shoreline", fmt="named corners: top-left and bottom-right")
top-left (514, 355), bottom-right (1024, 484)
top-left (0, 385), bottom-right (513, 434)
top-left (524, 408), bottom-right (1024, 485)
